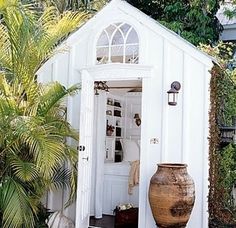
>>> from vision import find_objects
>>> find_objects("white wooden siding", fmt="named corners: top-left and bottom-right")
top-left (37, 0), bottom-right (213, 226)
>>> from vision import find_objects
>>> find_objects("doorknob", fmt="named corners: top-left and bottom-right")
top-left (78, 145), bottom-right (85, 151)
top-left (82, 156), bottom-right (89, 161)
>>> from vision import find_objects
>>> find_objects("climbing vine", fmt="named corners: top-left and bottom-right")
top-left (201, 43), bottom-right (236, 226)
top-left (201, 42), bottom-right (236, 125)
top-left (219, 144), bottom-right (236, 212)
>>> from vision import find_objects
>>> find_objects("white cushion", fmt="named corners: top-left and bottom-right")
top-left (121, 139), bottom-right (140, 162)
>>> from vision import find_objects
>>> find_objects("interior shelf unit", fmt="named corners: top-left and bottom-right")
top-left (105, 95), bottom-right (124, 162)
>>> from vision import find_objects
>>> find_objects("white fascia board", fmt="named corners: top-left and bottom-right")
top-left (117, 0), bottom-right (215, 68)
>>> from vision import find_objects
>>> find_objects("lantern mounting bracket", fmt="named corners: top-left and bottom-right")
top-left (171, 81), bottom-right (181, 91)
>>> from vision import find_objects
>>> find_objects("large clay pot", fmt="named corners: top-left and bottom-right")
top-left (148, 163), bottom-right (195, 228)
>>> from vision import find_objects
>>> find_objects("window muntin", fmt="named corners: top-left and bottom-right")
top-left (96, 23), bottom-right (139, 64)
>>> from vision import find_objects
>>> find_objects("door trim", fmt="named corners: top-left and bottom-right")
top-left (79, 64), bottom-right (153, 80)
top-left (76, 64), bottom-right (154, 228)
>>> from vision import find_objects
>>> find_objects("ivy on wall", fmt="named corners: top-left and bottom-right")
top-left (201, 42), bottom-right (236, 125)
top-left (204, 42), bottom-right (236, 226)
top-left (208, 64), bottom-right (223, 225)
top-left (219, 144), bottom-right (236, 213)
top-left (208, 65), bottom-right (236, 226)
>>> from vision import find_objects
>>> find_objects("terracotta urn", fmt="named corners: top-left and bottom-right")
top-left (148, 163), bottom-right (195, 228)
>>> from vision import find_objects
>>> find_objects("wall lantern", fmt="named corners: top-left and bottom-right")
top-left (134, 113), bottom-right (141, 126)
top-left (94, 81), bottom-right (109, 95)
top-left (167, 81), bottom-right (181, 106)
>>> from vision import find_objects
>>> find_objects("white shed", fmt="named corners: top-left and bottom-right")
top-left (38, 0), bottom-right (214, 227)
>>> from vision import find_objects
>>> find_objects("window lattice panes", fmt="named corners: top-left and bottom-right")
top-left (96, 23), bottom-right (139, 64)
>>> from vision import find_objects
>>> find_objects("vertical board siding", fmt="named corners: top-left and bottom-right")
top-left (163, 41), bottom-right (184, 163)
top-left (63, 45), bottom-right (80, 221)
top-left (184, 55), bottom-right (206, 228)
top-left (181, 53), bottom-right (190, 163)
top-left (54, 52), bottom-right (70, 86)
top-left (139, 31), bottom-right (164, 228)
top-left (161, 39), bottom-right (169, 162)
top-left (37, 62), bottom-right (53, 84)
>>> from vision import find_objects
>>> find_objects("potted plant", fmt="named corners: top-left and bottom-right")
top-left (107, 124), bottom-right (115, 136)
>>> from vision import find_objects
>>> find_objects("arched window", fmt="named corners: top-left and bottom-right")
top-left (96, 23), bottom-right (139, 64)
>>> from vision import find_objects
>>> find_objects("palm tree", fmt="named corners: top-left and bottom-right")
top-left (0, 1), bottom-right (87, 227)
top-left (23, 0), bottom-right (107, 13)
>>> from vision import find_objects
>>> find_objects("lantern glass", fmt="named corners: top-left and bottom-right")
top-left (168, 92), bottom-right (178, 106)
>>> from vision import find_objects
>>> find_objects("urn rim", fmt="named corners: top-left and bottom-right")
top-left (157, 163), bottom-right (187, 168)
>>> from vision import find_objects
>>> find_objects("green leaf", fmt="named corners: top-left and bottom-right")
top-left (1, 177), bottom-right (35, 228)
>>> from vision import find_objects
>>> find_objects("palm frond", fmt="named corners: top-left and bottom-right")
top-left (0, 97), bottom-right (15, 117)
top-left (90, 0), bottom-right (107, 12)
top-left (49, 166), bottom-right (71, 191)
top-left (37, 82), bottom-right (79, 116)
top-left (1, 177), bottom-right (35, 228)
top-left (64, 146), bottom-right (78, 165)
top-left (0, 0), bottom-right (18, 11)
top-left (35, 7), bottom-right (88, 67)
top-left (8, 153), bottom-right (39, 182)
top-left (43, 116), bottom-right (79, 141)
top-left (64, 162), bottom-right (77, 207)
top-left (0, 25), bottom-right (11, 71)
top-left (15, 123), bottom-right (65, 176)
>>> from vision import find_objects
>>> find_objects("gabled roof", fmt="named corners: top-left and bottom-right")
top-left (63, 0), bottom-right (215, 67)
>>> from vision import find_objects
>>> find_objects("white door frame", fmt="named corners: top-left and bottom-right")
top-left (76, 63), bottom-right (154, 227)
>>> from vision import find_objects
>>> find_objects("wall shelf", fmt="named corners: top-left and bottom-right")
top-left (105, 95), bottom-right (124, 162)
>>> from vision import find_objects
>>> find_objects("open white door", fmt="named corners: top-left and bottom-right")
top-left (76, 70), bottom-right (94, 228)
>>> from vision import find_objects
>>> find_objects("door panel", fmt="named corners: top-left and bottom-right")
top-left (76, 70), bottom-right (94, 228)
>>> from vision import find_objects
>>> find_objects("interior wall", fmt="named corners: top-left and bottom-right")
top-left (125, 92), bottom-right (142, 140)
